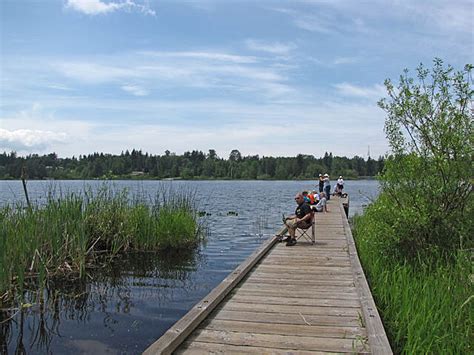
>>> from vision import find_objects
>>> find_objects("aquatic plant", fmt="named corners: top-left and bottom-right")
top-left (0, 184), bottom-right (201, 303)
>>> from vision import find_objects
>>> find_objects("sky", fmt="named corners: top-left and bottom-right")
top-left (0, 0), bottom-right (472, 159)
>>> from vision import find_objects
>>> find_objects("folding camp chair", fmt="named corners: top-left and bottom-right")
top-left (296, 210), bottom-right (315, 244)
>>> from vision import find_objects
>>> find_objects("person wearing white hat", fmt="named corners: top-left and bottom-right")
top-left (323, 174), bottom-right (331, 200)
top-left (335, 176), bottom-right (344, 196)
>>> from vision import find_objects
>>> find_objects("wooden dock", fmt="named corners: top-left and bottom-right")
top-left (144, 196), bottom-right (392, 354)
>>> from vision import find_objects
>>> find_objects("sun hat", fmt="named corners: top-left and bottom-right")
top-left (339, 176), bottom-right (343, 178)
top-left (324, 173), bottom-right (329, 177)
top-left (318, 173), bottom-right (322, 176)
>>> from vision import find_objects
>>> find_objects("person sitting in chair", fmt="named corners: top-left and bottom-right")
top-left (283, 193), bottom-right (312, 246)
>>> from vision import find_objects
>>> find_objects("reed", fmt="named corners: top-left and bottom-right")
top-left (0, 184), bottom-right (201, 301)
top-left (353, 205), bottom-right (472, 354)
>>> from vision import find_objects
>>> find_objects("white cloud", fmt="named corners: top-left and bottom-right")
top-left (0, 104), bottom-right (98, 155)
top-left (46, 84), bottom-right (73, 91)
top-left (142, 51), bottom-right (258, 64)
top-left (51, 50), bottom-right (294, 99)
top-left (245, 39), bottom-right (297, 55)
top-left (121, 84), bottom-right (149, 96)
top-left (0, 128), bottom-right (68, 151)
top-left (333, 56), bottom-right (359, 65)
top-left (65, 0), bottom-right (155, 16)
top-left (293, 14), bottom-right (335, 34)
top-left (386, 0), bottom-right (473, 34)
top-left (56, 62), bottom-right (137, 83)
top-left (334, 83), bottom-right (386, 100)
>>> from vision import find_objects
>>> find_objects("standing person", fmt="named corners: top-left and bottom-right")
top-left (282, 193), bottom-right (312, 246)
top-left (336, 176), bottom-right (344, 196)
top-left (323, 173), bottom-right (331, 200)
top-left (318, 174), bottom-right (324, 193)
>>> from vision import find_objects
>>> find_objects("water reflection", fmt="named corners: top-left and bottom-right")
top-left (1, 248), bottom-right (201, 354)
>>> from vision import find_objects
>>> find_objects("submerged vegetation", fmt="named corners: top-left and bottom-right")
top-left (0, 184), bottom-right (202, 304)
top-left (354, 59), bottom-right (473, 353)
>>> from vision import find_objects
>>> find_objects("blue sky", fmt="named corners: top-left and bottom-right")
top-left (1, 0), bottom-right (472, 158)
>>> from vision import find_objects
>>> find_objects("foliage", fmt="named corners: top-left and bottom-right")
top-left (376, 59), bottom-right (473, 261)
top-left (0, 150), bottom-right (384, 180)
top-left (355, 211), bottom-right (472, 354)
top-left (354, 59), bottom-right (473, 353)
top-left (0, 185), bottom-right (201, 301)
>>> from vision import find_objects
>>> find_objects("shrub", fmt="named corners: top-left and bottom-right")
top-left (354, 59), bottom-right (473, 353)
top-left (376, 59), bottom-right (473, 262)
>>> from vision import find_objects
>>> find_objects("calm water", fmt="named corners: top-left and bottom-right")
top-left (0, 180), bottom-right (379, 354)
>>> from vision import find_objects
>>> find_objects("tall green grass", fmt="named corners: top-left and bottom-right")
top-left (0, 184), bottom-right (201, 302)
top-left (353, 199), bottom-right (473, 354)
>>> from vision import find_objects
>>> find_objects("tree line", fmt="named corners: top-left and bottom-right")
top-left (0, 149), bottom-right (384, 180)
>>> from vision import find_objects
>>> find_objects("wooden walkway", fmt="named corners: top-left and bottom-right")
top-left (144, 197), bottom-right (392, 354)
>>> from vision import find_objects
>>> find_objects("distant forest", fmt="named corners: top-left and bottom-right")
top-left (0, 150), bottom-right (384, 180)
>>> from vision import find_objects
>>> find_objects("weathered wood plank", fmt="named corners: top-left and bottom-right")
top-left (244, 277), bottom-right (355, 287)
top-left (253, 265), bottom-right (353, 273)
top-left (199, 318), bottom-right (367, 339)
top-left (228, 294), bottom-right (361, 308)
top-left (185, 329), bottom-right (370, 353)
top-left (176, 341), bottom-right (331, 355)
top-left (258, 262), bottom-right (352, 268)
top-left (219, 301), bottom-right (361, 317)
top-left (263, 255), bottom-right (350, 262)
top-left (244, 271), bottom-right (354, 281)
top-left (235, 282), bottom-right (358, 294)
top-left (213, 310), bottom-right (362, 327)
top-left (231, 288), bottom-right (359, 300)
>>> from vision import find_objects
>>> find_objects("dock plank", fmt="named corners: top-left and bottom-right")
top-left (180, 329), bottom-right (370, 353)
top-left (176, 341), bottom-right (332, 355)
top-left (219, 302), bottom-right (361, 317)
top-left (198, 319), bottom-right (367, 338)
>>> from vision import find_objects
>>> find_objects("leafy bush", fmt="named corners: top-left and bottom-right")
top-left (376, 59), bottom-right (473, 262)
top-left (354, 59), bottom-right (473, 353)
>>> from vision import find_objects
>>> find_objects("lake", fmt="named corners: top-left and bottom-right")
top-left (0, 179), bottom-right (379, 354)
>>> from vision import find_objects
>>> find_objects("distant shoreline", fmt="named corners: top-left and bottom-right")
top-left (0, 176), bottom-right (378, 181)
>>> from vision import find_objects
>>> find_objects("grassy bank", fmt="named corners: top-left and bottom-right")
top-left (0, 185), bottom-right (202, 302)
top-left (353, 197), bottom-right (472, 354)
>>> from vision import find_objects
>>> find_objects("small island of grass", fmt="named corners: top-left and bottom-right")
top-left (0, 184), bottom-right (202, 306)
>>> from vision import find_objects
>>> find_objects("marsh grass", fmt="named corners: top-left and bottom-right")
top-left (354, 209), bottom-right (473, 354)
top-left (0, 184), bottom-right (201, 303)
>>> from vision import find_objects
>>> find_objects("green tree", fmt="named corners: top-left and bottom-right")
top-left (229, 149), bottom-right (242, 161)
top-left (376, 59), bottom-right (473, 260)
top-left (207, 149), bottom-right (218, 160)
